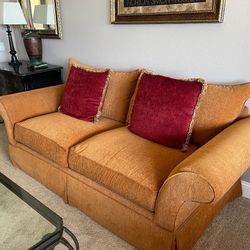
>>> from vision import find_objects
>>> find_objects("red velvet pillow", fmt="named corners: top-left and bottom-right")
top-left (128, 72), bottom-right (206, 150)
top-left (60, 66), bottom-right (111, 122)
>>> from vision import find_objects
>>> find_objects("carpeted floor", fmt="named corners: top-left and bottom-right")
top-left (1, 124), bottom-right (250, 250)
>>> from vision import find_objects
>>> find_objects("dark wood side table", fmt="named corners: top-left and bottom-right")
top-left (0, 61), bottom-right (63, 95)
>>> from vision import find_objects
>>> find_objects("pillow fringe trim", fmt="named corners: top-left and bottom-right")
top-left (95, 70), bottom-right (113, 123)
top-left (182, 78), bottom-right (208, 151)
top-left (126, 69), bottom-right (151, 125)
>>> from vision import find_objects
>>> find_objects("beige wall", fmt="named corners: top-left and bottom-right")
top-left (12, 0), bottom-right (250, 82)
top-left (0, 0), bottom-right (12, 62)
top-left (44, 0), bottom-right (250, 83)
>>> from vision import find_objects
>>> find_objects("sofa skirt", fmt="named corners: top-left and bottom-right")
top-left (8, 143), bottom-right (242, 250)
top-left (9, 144), bottom-right (68, 201)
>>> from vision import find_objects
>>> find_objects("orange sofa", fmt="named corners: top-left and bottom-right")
top-left (1, 61), bottom-right (250, 250)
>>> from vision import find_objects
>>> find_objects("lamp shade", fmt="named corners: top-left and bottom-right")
top-left (33, 5), bottom-right (55, 25)
top-left (0, 2), bottom-right (26, 25)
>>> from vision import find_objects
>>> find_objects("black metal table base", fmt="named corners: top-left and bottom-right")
top-left (48, 227), bottom-right (79, 250)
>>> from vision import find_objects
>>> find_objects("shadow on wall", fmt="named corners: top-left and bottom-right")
top-left (0, 26), bottom-right (10, 62)
top-left (245, 99), bottom-right (250, 111)
top-left (240, 98), bottom-right (250, 183)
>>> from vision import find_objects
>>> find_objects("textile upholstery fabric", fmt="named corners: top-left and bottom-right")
top-left (175, 180), bottom-right (242, 250)
top-left (0, 85), bottom-right (65, 145)
top-left (1, 76), bottom-right (250, 250)
top-left (9, 144), bottom-right (68, 201)
top-left (191, 83), bottom-right (250, 146)
top-left (67, 58), bottom-right (141, 122)
top-left (102, 70), bottom-right (141, 122)
top-left (7, 140), bottom-right (243, 250)
top-left (14, 112), bottom-right (122, 168)
top-left (129, 72), bottom-right (206, 150)
top-left (68, 127), bottom-right (197, 211)
top-left (155, 118), bottom-right (250, 232)
top-left (66, 172), bottom-right (174, 250)
top-left (61, 66), bottom-right (111, 122)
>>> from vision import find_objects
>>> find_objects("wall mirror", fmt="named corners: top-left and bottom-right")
top-left (19, 0), bottom-right (62, 39)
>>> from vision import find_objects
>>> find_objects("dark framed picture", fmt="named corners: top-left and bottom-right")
top-left (111, 0), bottom-right (226, 24)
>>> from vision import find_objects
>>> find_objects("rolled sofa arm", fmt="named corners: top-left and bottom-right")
top-left (154, 118), bottom-right (250, 232)
top-left (0, 84), bottom-right (64, 145)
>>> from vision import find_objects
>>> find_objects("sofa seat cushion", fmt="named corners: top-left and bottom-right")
top-left (14, 112), bottom-right (123, 168)
top-left (68, 127), bottom-right (197, 211)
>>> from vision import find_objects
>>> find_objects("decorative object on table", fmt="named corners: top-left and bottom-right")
top-left (0, 61), bottom-right (62, 95)
top-left (111, 0), bottom-right (226, 24)
top-left (19, 0), bottom-right (62, 39)
top-left (0, 2), bottom-right (27, 66)
top-left (22, 30), bottom-right (48, 69)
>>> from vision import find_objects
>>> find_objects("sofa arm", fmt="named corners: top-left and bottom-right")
top-left (154, 118), bottom-right (250, 232)
top-left (0, 84), bottom-right (64, 145)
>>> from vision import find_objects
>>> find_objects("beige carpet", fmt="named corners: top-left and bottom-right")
top-left (1, 124), bottom-right (250, 250)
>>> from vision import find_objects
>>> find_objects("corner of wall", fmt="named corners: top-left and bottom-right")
top-left (241, 180), bottom-right (250, 199)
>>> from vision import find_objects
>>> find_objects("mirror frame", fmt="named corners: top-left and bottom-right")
top-left (19, 0), bottom-right (62, 39)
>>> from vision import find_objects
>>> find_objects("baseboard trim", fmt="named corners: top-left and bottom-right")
top-left (241, 180), bottom-right (250, 199)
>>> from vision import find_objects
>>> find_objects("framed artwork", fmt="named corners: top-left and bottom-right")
top-left (111, 0), bottom-right (226, 24)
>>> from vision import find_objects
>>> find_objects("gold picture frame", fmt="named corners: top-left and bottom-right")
top-left (111, 0), bottom-right (226, 24)
top-left (19, 0), bottom-right (62, 39)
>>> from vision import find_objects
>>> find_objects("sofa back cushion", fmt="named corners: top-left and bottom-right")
top-left (68, 58), bottom-right (105, 74)
top-left (191, 83), bottom-right (250, 146)
top-left (102, 70), bottom-right (141, 122)
top-left (68, 58), bottom-right (141, 123)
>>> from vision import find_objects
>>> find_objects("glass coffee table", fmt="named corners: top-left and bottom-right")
top-left (0, 172), bottom-right (79, 250)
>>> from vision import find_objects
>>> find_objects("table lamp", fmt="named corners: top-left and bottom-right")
top-left (0, 2), bottom-right (27, 66)
top-left (33, 4), bottom-right (55, 29)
